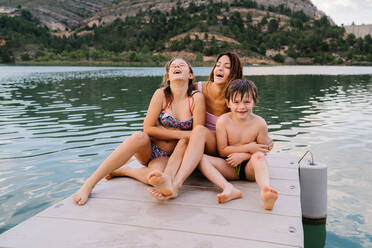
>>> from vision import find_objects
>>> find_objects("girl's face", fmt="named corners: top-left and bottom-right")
top-left (213, 55), bottom-right (231, 85)
top-left (168, 59), bottom-right (194, 83)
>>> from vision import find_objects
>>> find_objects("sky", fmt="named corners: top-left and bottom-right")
top-left (311, 0), bottom-right (372, 26)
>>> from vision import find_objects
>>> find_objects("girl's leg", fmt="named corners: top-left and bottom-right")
top-left (198, 155), bottom-right (242, 203)
top-left (122, 156), bottom-right (168, 184)
top-left (148, 125), bottom-right (216, 199)
top-left (72, 132), bottom-right (152, 205)
top-left (245, 152), bottom-right (278, 210)
top-left (172, 126), bottom-right (217, 194)
top-left (147, 138), bottom-right (188, 195)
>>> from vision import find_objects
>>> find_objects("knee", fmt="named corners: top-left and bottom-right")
top-left (178, 137), bottom-right (189, 147)
top-left (251, 152), bottom-right (265, 162)
top-left (198, 156), bottom-right (208, 171)
top-left (129, 131), bottom-right (150, 145)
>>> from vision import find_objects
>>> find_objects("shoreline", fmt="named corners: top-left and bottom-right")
top-left (5, 59), bottom-right (372, 67)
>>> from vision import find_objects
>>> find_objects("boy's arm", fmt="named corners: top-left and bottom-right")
top-left (256, 118), bottom-right (274, 151)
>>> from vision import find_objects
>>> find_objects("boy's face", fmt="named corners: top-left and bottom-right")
top-left (227, 92), bottom-right (255, 119)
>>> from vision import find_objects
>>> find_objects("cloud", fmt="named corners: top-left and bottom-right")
top-left (312, 0), bottom-right (372, 25)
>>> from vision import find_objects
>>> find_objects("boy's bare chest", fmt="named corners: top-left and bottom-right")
top-left (226, 122), bottom-right (258, 145)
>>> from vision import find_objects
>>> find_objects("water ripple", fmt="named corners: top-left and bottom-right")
top-left (1, 67), bottom-right (372, 247)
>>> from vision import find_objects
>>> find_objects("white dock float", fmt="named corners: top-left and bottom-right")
top-left (0, 154), bottom-right (303, 247)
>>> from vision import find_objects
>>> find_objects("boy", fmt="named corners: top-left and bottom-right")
top-left (198, 79), bottom-right (278, 210)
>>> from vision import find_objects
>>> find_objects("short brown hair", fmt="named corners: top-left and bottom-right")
top-left (225, 79), bottom-right (258, 104)
top-left (208, 52), bottom-right (243, 85)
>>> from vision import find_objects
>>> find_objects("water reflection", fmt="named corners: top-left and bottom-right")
top-left (0, 67), bottom-right (371, 247)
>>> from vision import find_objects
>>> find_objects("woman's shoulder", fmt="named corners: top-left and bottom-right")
top-left (193, 81), bottom-right (208, 86)
top-left (193, 81), bottom-right (208, 91)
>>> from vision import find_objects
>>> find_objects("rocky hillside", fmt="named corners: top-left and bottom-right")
top-left (2, 0), bottom-right (372, 65)
top-left (0, 0), bottom-right (115, 30)
top-left (0, 0), bottom-right (329, 32)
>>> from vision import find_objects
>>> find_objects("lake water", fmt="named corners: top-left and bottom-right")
top-left (0, 65), bottom-right (371, 247)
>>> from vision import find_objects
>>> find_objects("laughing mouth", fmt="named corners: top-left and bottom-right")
top-left (216, 74), bottom-right (224, 78)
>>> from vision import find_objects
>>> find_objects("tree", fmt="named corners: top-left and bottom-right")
top-left (191, 35), bottom-right (204, 52)
top-left (346, 33), bottom-right (356, 46)
top-left (268, 19), bottom-right (279, 33)
top-left (272, 53), bottom-right (284, 63)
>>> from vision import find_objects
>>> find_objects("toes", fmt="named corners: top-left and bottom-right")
top-left (147, 188), bottom-right (168, 201)
top-left (72, 194), bottom-right (80, 203)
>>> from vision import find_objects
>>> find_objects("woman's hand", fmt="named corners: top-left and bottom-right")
top-left (226, 153), bottom-right (250, 167)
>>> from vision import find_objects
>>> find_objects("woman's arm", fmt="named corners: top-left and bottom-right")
top-left (143, 89), bottom-right (190, 140)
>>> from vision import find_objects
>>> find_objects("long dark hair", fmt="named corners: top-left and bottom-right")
top-left (161, 57), bottom-right (195, 104)
top-left (208, 52), bottom-right (243, 87)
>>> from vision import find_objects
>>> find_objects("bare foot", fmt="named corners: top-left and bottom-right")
top-left (147, 188), bottom-right (173, 201)
top-left (72, 184), bottom-right (92, 206)
top-left (147, 170), bottom-right (174, 197)
top-left (217, 184), bottom-right (242, 203)
top-left (105, 167), bottom-right (128, 180)
top-left (261, 186), bottom-right (278, 210)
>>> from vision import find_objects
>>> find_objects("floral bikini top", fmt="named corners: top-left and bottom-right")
top-left (158, 97), bottom-right (193, 130)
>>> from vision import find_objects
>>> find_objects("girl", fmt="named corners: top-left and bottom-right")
top-left (72, 57), bottom-right (205, 205)
top-left (147, 52), bottom-right (246, 200)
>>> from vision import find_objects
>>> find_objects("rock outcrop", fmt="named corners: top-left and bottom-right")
top-left (0, 0), bottom-right (331, 31)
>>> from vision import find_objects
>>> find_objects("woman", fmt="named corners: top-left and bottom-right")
top-left (72, 57), bottom-right (205, 205)
top-left (147, 52), bottom-right (245, 200)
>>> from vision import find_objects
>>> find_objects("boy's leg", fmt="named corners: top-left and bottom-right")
top-left (72, 132), bottom-right (152, 205)
top-left (244, 152), bottom-right (278, 210)
top-left (199, 155), bottom-right (242, 203)
top-left (147, 138), bottom-right (188, 198)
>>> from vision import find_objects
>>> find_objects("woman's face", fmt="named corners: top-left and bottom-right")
top-left (168, 59), bottom-right (193, 83)
top-left (213, 55), bottom-right (231, 85)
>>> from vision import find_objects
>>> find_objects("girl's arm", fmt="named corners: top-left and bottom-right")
top-left (191, 91), bottom-right (206, 127)
top-left (143, 89), bottom-right (190, 140)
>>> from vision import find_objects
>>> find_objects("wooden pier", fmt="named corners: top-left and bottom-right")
top-left (0, 154), bottom-right (303, 247)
